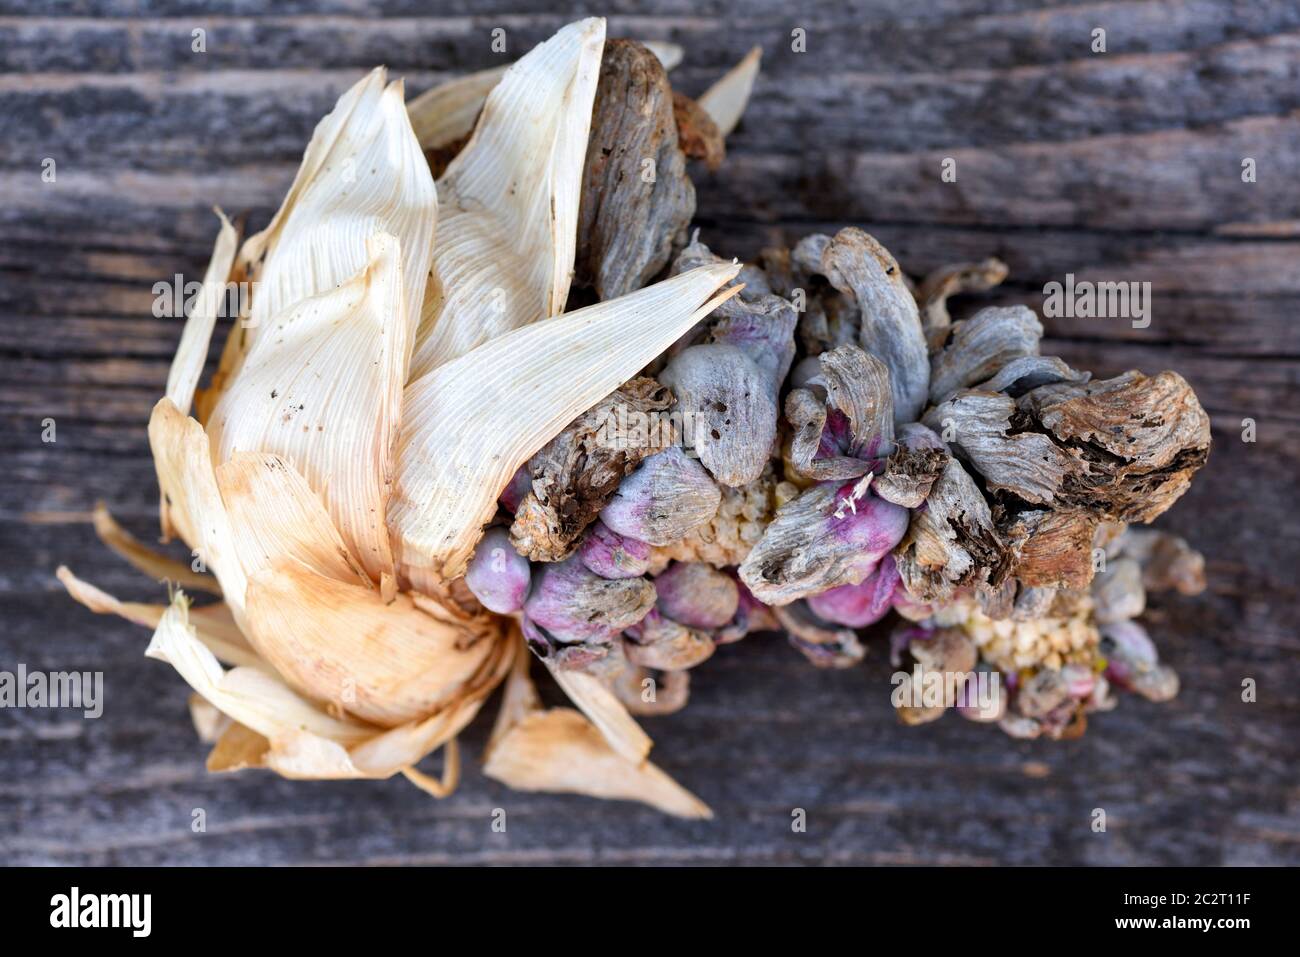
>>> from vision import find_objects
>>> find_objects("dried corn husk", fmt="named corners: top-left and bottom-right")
top-left (166, 208), bottom-right (238, 416)
top-left (92, 502), bottom-right (221, 595)
top-left (209, 234), bottom-right (408, 580)
top-left (698, 46), bottom-right (761, 136)
top-left (483, 644), bottom-right (709, 818)
top-left (408, 65), bottom-right (508, 154)
top-left (140, 585), bottom-right (514, 784)
top-left (410, 18), bottom-right (605, 376)
top-left (234, 68), bottom-right (436, 375)
top-left (57, 566), bottom-right (255, 667)
top-left (148, 397), bottom-right (247, 616)
top-left (407, 39), bottom-right (683, 155)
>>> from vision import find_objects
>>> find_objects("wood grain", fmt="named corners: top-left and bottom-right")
top-left (1, 0), bottom-right (1297, 866)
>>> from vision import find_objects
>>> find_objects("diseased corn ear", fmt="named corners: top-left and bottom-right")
top-left (739, 477), bottom-right (910, 605)
top-left (786, 345), bottom-right (895, 482)
top-left (484, 648), bottom-right (709, 818)
top-left (699, 45), bottom-right (761, 137)
top-left (166, 208), bottom-right (238, 416)
top-left (390, 260), bottom-right (741, 582)
top-left (410, 18), bottom-right (606, 377)
top-left (407, 38), bottom-right (682, 155)
top-left (509, 376), bottom-right (675, 563)
top-left (922, 390), bottom-right (1077, 506)
top-left (148, 398), bottom-right (248, 620)
top-left (928, 305), bottom-right (1043, 405)
top-left (208, 234), bottom-right (407, 582)
top-left (894, 456), bottom-right (1008, 602)
top-left (234, 68), bottom-right (436, 373)
top-left (915, 258), bottom-right (1008, 344)
top-left (575, 39), bottom-right (695, 300)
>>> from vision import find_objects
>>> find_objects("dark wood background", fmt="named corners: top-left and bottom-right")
top-left (2, 0), bottom-right (1297, 866)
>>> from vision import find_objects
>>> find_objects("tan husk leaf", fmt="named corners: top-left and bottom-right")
top-left (243, 561), bottom-right (500, 728)
top-left (148, 397), bottom-right (248, 621)
top-left (546, 662), bottom-right (653, 764)
top-left (145, 590), bottom-right (512, 783)
top-left (484, 644), bottom-right (709, 818)
top-left (408, 66), bottom-right (508, 152)
top-left (214, 451), bottom-right (372, 588)
top-left (207, 722), bottom-right (270, 772)
top-left (92, 502), bottom-right (221, 595)
top-left (56, 565), bottom-right (257, 668)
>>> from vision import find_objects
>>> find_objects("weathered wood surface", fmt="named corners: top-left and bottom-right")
top-left (2, 0), bottom-right (1298, 866)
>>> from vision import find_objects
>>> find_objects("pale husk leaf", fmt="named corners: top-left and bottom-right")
top-left (484, 709), bottom-right (712, 818)
top-left (206, 722), bottom-right (270, 772)
top-left (408, 66), bottom-right (508, 151)
top-left (143, 593), bottom-right (468, 783)
top-left (391, 261), bottom-right (742, 581)
top-left (188, 693), bottom-right (230, 743)
top-left (346, 628), bottom-right (515, 774)
top-left (409, 17), bottom-right (606, 377)
top-left (233, 68), bottom-right (436, 370)
top-left (401, 739), bottom-right (461, 798)
top-left (208, 234), bottom-right (408, 582)
top-left (165, 208), bottom-right (239, 416)
top-left (698, 45), bottom-right (761, 137)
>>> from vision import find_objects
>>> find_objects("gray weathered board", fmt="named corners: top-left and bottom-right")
top-left (1, 0), bottom-right (1297, 866)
